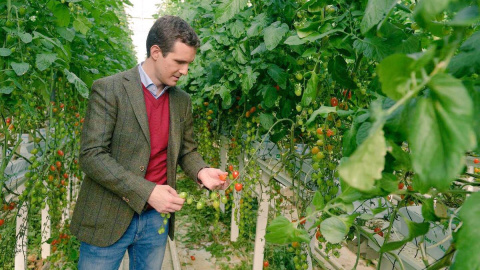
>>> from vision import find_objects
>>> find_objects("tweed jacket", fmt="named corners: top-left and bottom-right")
top-left (70, 66), bottom-right (207, 247)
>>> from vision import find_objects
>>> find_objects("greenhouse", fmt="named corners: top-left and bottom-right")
top-left (1, 0), bottom-right (480, 269)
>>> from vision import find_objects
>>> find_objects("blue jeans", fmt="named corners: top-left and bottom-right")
top-left (77, 209), bottom-right (169, 270)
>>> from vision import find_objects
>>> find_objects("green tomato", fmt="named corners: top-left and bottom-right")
top-left (221, 195), bottom-right (228, 204)
top-left (186, 197), bottom-right (193, 204)
top-left (196, 201), bottom-right (205, 210)
top-left (179, 192), bottom-right (187, 199)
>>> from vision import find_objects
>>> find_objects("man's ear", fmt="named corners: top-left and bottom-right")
top-left (150, 45), bottom-right (162, 60)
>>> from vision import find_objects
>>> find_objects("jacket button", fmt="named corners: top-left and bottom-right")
top-left (140, 166), bottom-right (145, 171)
top-left (122, 197), bottom-right (129, 203)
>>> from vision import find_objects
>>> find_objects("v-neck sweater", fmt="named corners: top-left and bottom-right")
top-left (142, 84), bottom-right (169, 185)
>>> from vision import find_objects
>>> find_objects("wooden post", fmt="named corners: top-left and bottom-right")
top-left (252, 170), bottom-right (270, 270)
top-left (219, 136), bottom-right (228, 213)
top-left (41, 202), bottom-right (51, 259)
top-left (15, 202), bottom-right (28, 270)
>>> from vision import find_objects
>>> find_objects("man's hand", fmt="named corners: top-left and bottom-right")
top-left (198, 168), bottom-right (229, 190)
top-left (147, 185), bottom-right (185, 214)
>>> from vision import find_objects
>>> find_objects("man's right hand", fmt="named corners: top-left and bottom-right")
top-left (147, 185), bottom-right (185, 214)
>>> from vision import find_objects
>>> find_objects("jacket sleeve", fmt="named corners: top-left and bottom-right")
top-left (178, 95), bottom-right (209, 183)
top-left (79, 78), bottom-right (156, 214)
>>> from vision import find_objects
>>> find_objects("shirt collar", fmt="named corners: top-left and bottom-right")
top-left (138, 62), bottom-right (170, 98)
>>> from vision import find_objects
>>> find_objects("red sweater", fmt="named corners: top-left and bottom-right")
top-left (142, 84), bottom-right (169, 185)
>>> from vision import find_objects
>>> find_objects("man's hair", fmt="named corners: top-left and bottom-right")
top-left (146, 15), bottom-right (200, 58)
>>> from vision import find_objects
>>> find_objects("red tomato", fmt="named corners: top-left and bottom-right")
top-left (56, 161), bottom-right (62, 168)
top-left (57, 150), bottom-right (64, 157)
top-left (219, 174), bottom-right (227, 181)
top-left (5, 117), bottom-right (11, 124)
top-left (398, 182), bottom-right (404, 189)
top-left (232, 170), bottom-right (239, 179)
top-left (228, 165), bottom-right (234, 172)
top-left (263, 261), bottom-right (269, 268)
top-left (190, 255), bottom-right (195, 261)
top-left (300, 217), bottom-right (306, 225)
top-left (0, 219), bottom-right (4, 226)
top-left (315, 230), bottom-right (322, 239)
top-left (474, 158), bottom-right (479, 164)
top-left (274, 85), bottom-right (280, 91)
top-left (235, 183), bottom-right (243, 192)
top-left (330, 97), bottom-right (338, 107)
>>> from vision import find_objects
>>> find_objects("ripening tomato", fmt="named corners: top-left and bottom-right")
top-left (56, 161), bottom-right (62, 168)
top-left (235, 183), bottom-right (243, 192)
top-left (315, 230), bottom-right (322, 239)
top-left (326, 129), bottom-right (334, 137)
top-left (0, 219), bottom-right (4, 226)
top-left (398, 182), bottom-right (404, 189)
top-left (228, 165), bottom-right (234, 172)
top-left (5, 117), bottom-right (11, 125)
top-left (300, 217), bottom-right (306, 225)
top-left (330, 97), bottom-right (338, 107)
top-left (219, 174), bottom-right (227, 181)
top-left (274, 85), bottom-right (280, 91)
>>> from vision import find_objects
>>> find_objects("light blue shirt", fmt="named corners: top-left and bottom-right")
top-left (138, 63), bottom-right (169, 99)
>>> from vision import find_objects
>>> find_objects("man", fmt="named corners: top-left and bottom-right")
top-left (71, 15), bottom-right (229, 269)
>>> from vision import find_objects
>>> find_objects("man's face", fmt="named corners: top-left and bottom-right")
top-left (152, 41), bottom-right (196, 87)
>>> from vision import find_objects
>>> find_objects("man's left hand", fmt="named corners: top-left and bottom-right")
top-left (197, 168), bottom-right (229, 190)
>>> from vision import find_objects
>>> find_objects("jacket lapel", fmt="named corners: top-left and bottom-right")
top-left (167, 87), bottom-right (181, 186)
top-left (123, 67), bottom-right (150, 145)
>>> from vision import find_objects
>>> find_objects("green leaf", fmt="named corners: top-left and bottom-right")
top-left (11, 62), bottom-right (30, 76)
top-left (353, 37), bottom-right (393, 62)
top-left (259, 113), bottom-right (274, 130)
top-left (218, 85), bottom-right (233, 109)
top-left (305, 105), bottom-right (336, 125)
top-left (451, 192), bottom-right (480, 269)
top-left (263, 86), bottom-right (278, 109)
top-left (413, 0), bottom-right (450, 27)
top-left (338, 125), bottom-right (386, 191)
top-left (0, 48), bottom-right (12, 57)
top-left (320, 216), bottom-right (348, 244)
top-left (267, 64), bottom-right (287, 89)
top-left (449, 31), bottom-right (480, 77)
top-left (64, 69), bottom-right (88, 98)
top-left (0, 86), bottom-right (15, 94)
top-left (356, 122), bottom-right (372, 146)
top-left (241, 66), bottom-right (258, 93)
top-left (343, 122), bottom-right (359, 156)
top-left (284, 34), bottom-right (306, 46)
top-left (447, 6), bottom-right (480, 26)
top-left (360, 0), bottom-right (398, 34)
top-left (52, 4), bottom-right (71, 27)
top-left (377, 54), bottom-right (415, 100)
top-left (230, 20), bottom-right (245, 38)
top-left (328, 56), bottom-right (356, 89)
top-left (387, 140), bottom-right (411, 171)
top-left (320, 215), bottom-right (356, 244)
top-left (247, 13), bottom-right (267, 37)
top-left (265, 216), bottom-right (309, 244)
top-left (264, 22), bottom-right (289, 50)
top-left (232, 47), bottom-right (248, 64)
top-left (421, 198), bottom-right (439, 222)
top-left (36, 53), bottom-right (57, 71)
top-left (301, 71), bottom-right (318, 107)
top-left (18, 32), bottom-right (32, 43)
top-left (214, 0), bottom-right (248, 24)
top-left (312, 191), bottom-right (325, 210)
top-left (409, 74), bottom-right (475, 192)
top-left (56, 27), bottom-right (75, 42)
top-left (73, 17), bottom-right (92, 35)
